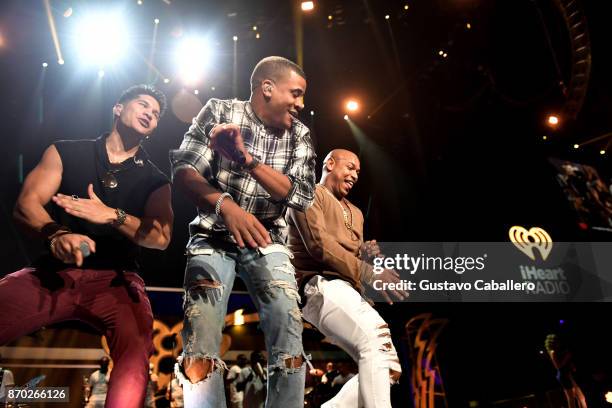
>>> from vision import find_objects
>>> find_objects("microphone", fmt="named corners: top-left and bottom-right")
top-left (79, 242), bottom-right (91, 258)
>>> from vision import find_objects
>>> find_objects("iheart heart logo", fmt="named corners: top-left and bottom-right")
top-left (509, 226), bottom-right (553, 261)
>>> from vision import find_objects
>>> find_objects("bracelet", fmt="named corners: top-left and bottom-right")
top-left (111, 208), bottom-right (127, 227)
top-left (215, 193), bottom-right (233, 217)
top-left (49, 230), bottom-right (72, 251)
top-left (241, 157), bottom-right (260, 172)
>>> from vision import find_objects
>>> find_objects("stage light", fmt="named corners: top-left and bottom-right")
top-left (328, 15), bottom-right (333, 20)
top-left (604, 391), bottom-right (612, 403)
top-left (438, 50), bottom-right (444, 56)
top-left (573, 144), bottom-right (579, 149)
top-left (310, 110), bottom-right (314, 116)
top-left (73, 10), bottom-right (130, 67)
top-left (58, 58), bottom-right (64, 65)
top-left (234, 309), bottom-right (244, 326)
top-left (547, 114), bottom-right (560, 126)
top-left (404, 4), bottom-right (409, 10)
top-left (163, 78), bottom-right (170, 84)
top-left (443, 53), bottom-right (448, 58)
top-left (137, 0), bottom-right (143, 5)
top-left (154, 18), bottom-right (159, 24)
top-left (42, 62), bottom-right (48, 68)
top-left (63, 8), bottom-right (73, 18)
top-left (175, 36), bottom-right (213, 84)
top-left (542, 135), bottom-right (547, 140)
top-left (194, 89), bottom-right (199, 95)
top-left (233, 35), bottom-right (238, 42)
top-left (600, 150), bottom-right (606, 155)
top-left (98, 69), bottom-right (105, 78)
top-left (252, 25), bottom-right (257, 31)
top-left (385, 15), bottom-right (390, 20)
top-left (466, 23), bottom-right (472, 29)
top-left (301, 1), bottom-right (314, 11)
top-left (346, 100), bottom-right (359, 112)
top-left (344, 114), bottom-right (349, 120)
top-left (559, 319), bottom-right (564, 324)
top-left (256, 33), bottom-right (260, 39)
top-left (211, 86), bottom-right (216, 91)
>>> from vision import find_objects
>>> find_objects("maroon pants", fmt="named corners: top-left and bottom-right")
top-left (0, 267), bottom-right (154, 408)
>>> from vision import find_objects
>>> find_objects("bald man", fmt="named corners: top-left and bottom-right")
top-left (286, 150), bottom-right (406, 408)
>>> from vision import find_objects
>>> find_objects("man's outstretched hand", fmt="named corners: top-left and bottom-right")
top-left (210, 124), bottom-right (252, 165)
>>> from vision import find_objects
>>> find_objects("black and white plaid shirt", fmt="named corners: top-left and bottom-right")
top-left (170, 98), bottom-right (316, 242)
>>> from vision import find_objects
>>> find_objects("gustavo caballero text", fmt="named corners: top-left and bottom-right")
top-left (373, 279), bottom-right (535, 292)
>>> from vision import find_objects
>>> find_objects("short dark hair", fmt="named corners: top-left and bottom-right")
top-left (117, 84), bottom-right (167, 117)
top-left (250, 56), bottom-right (306, 92)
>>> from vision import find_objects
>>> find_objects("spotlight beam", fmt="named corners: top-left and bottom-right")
top-left (578, 132), bottom-right (612, 146)
top-left (135, 49), bottom-right (166, 82)
top-left (147, 20), bottom-right (160, 82)
top-left (366, 82), bottom-right (406, 119)
top-left (384, 14), bottom-right (403, 75)
top-left (43, 0), bottom-right (64, 64)
top-left (293, 3), bottom-right (304, 67)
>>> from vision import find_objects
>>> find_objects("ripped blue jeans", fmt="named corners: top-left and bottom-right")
top-left (178, 237), bottom-right (306, 408)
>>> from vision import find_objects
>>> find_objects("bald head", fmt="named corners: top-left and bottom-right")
top-left (322, 149), bottom-right (359, 174)
top-left (321, 149), bottom-right (360, 199)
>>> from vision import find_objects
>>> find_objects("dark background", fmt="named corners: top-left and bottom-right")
top-left (1, 0), bottom-right (611, 406)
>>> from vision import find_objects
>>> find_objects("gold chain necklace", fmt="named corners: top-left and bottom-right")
top-left (320, 185), bottom-right (353, 232)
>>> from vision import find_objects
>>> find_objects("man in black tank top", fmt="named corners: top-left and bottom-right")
top-left (0, 85), bottom-right (173, 408)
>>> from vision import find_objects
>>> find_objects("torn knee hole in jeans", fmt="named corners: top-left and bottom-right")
top-left (189, 278), bottom-right (222, 290)
top-left (261, 280), bottom-right (300, 302)
top-left (187, 279), bottom-right (224, 302)
top-left (185, 306), bottom-right (201, 318)
top-left (284, 355), bottom-right (303, 368)
top-left (177, 355), bottom-right (227, 385)
top-left (289, 307), bottom-right (302, 322)
top-left (270, 354), bottom-right (304, 375)
top-left (273, 261), bottom-right (295, 275)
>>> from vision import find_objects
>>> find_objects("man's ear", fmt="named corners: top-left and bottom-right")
top-left (113, 103), bottom-right (123, 118)
top-left (325, 157), bottom-right (335, 172)
top-left (261, 79), bottom-right (274, 98)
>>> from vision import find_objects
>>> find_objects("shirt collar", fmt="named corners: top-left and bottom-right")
top-left (244, 101), bottom-right (265, 127)
top-left (244, 101), bottom-right (287, 136)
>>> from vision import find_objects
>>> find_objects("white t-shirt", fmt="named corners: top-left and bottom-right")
top-left (85, 370), bottom-right (109, 408)
top-left (226, 365), bottom-right (244, 403)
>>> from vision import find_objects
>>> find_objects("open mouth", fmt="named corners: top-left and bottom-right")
top-left (138, 118), bottom-right (150, 128)
top-left (288, 110), bottom-right (299, 120)
top-left (344, 180), bottom-right (354, 189)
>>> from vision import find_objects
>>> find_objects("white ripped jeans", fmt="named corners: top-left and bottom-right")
top-left (302, 276), bottom-right (402, 408)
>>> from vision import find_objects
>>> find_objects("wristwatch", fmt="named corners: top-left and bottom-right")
top-left (111, 208), bottom-right (127, 227)
top-left (241, 156), bottom-right (260, 172)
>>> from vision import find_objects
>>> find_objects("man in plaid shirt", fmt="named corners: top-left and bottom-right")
top-left (170, 56), bottom-right (316, 408)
